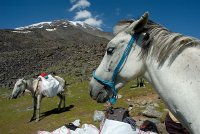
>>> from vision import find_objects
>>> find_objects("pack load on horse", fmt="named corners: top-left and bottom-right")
top-left (38, 72), bottom-right (64, 97)
top-left (89, 12), bottom-right (200, 133)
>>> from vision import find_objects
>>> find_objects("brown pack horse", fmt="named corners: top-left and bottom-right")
top-left (10, 76), bottom-right (66, 122)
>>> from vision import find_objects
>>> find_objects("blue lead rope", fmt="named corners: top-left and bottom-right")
top-left (93, 34), bottom-right (137, 104)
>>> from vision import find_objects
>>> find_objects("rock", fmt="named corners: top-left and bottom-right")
top-left (147, 118), bottom-right (161, 124)
top-left (141, 100), bottom-right (147, 106)
top-left (153, 103), bottom-right (159, 107)
top-left (117, 94), bottom-right (123, 99)
top-left (142, 105), bottom-right (163, 118)
top-left (147, 100), bottom-right (153, 104)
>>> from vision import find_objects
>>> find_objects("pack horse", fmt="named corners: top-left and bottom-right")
top-left (10, 75), bottom-right (66, 122)
top-left (89, 12), bottom-right (200, 133)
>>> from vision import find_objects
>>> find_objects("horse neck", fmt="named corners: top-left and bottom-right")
top-left (26, 78), bottom-right (37, 95)
top-left (143, 47), bottom-right (200, 133)
top-left (144, 46), bottom-right (200, 89)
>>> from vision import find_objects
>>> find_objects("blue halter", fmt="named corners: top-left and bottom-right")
top-left (92, 34), bottom-right (137, 104)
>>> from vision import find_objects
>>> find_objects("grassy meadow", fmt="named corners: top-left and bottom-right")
top-left (0, 75), bottom-right (166, 134)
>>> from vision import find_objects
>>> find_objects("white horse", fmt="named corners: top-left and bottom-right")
top-left (89, 12), bottom-right (200, 134)
top-left (10, 76), bottom-right (66, 122)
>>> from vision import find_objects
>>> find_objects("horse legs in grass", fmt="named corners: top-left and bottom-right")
top-left (36, 94), bottom-right (42, 122)
top-left (63, 93), bottom-right (66, 108)
top-left (57, 93), bottom-right (65, 111)
top-left (57, 93), bottom-right (62, 110)
top-left (30, 96), bottom-right (37, 122)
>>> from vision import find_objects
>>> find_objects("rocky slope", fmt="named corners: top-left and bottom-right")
top-left (0, 20), bottom-right (113, 87)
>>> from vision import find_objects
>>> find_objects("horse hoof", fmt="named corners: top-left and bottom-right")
top-left (35, 119), bottom-right (39, 122)
top-left (30, 117), bottom-right (35, 122)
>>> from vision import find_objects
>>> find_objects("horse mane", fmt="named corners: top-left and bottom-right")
top-left (15, 78), bottom-right (23, 84)
top-left (114, 19), bottom-right (200, 67)
top-left (113, 20), bottom-right (134, 35)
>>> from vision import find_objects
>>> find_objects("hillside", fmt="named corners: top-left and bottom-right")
top-left (0, 20), bottom-right (113, 87)
top-left (0, 21), bottom-right (168, 134)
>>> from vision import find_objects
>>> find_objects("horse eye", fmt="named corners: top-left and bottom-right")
top-left (107, 47), bottom-right (115, 55)
top-left (143, 33), bottom-right (150, 40)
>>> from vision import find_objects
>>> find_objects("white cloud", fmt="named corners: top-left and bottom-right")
top-left (74, 10), bottom-right (92, 20)
top-left (69, 0), bottom-right (103, 28)
top-left (70, 0), bottom-right (77, 3)
top-left (69, 0), bottom-right (90, 12)
top-left (83, 18), bottom-right (103, 27)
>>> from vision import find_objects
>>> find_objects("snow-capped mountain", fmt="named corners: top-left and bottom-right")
top-left (0, 19), bottom-right (113, 87)
top-left (14, 20), bottom-right (113, 40)
top-left (15, 22), bottom-right (52, 30)
top-left (15, 20), bottom-right (98, 31)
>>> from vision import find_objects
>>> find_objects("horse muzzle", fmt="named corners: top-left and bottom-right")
top-left (96, 88), bottom-right (110, 103)
top-left (9, 94), bottom-right (17, 99)
top-left (89, 82), bottom-right (110, 103)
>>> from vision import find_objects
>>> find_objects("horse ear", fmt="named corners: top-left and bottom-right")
top-left (127, 12), bottom-right (149, 35)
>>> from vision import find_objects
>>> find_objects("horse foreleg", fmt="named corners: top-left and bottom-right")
top-left (36, 94), bottom-right (42, 122)
top-left (63, 93), bottom-right (66, 109)
top-left (30, 96), bottom-right (37, 122)
top-left (57, 93), bottom-right (63, 111)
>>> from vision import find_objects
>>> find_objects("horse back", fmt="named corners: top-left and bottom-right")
top-left (53, 76), bottom-right (66, 88)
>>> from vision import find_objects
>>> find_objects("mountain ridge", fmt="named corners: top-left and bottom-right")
top-left (13, 20), bottom-right (113, 40)
top-left (0, 20), bottom-right (113, 87)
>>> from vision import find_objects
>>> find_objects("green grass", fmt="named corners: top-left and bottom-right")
top-left (0, 76), bottom-right (166, 134)
top-left (0, 76), bottom-right (104, 134)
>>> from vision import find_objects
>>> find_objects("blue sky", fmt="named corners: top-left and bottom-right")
top-left (0, 0), bottom-right (200, 38)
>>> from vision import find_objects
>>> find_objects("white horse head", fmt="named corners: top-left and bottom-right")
top-left (89, 12), bottom-right (150, 103)
top-left (90, 13), bottom-right (148, 102)
top-left (89, 12), bottom-right (200, 133)
top-left (10, 78), bottom-right (27, 99)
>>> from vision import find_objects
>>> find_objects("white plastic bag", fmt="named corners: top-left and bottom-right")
top-left (72, 119), bottom-right (81, 127)
top-left (100, 119), bottom-right (134, 134)
top-left (38, 124), bottom-right (99, 134)
top-left (39, 75), bottom-right (63, 97)
top-left (93, 110), bottom-right (105, 122)
top-left (38, 126), bottom-right (70, 134)
top-left (75, 124), bottom-right (99, 134)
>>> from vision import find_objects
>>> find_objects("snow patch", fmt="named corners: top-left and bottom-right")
top-left (14, 20), bottom-right (101, 31)
top-left (46, 28), bottom-right (57, 31)
top-left (12, 31), bottom-right (31, 34)
top-left (15, 22), bottom-right (52, 30)
top-left (69, 21), bottom-right (86, 28)
top-left (69, 21), bottom-right (101, 31)
top-left (62, 22), bottom-right (68, 25)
